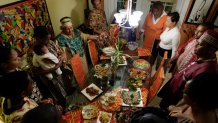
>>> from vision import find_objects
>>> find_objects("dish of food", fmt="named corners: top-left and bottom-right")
top-left (129, 68), bottom-right (148, 80)
top-left (82, 105), bottom-right (98, 119)
top-left (86, 87), bottom-right (99, 96)
top-left (94, 64), bottom-right (111, 78)
top-left (97, 111), bottom-right (112, 123)
top-left (102, 47), bottom-right (115, 56)
top-left (121, 88), bottom-right (143, 107)
top-left (128, 77), bottom-right (143, 91)
top-left (111, 56), bottom-right (127, 66)
top-left (133, 59), bottom-right (150, 70)
top-left (100, 92), bottom-right (116, 106)
top-left (81, 83), bottom-right (103, 101)
top-left (99, 90), bottom-right (122, 111)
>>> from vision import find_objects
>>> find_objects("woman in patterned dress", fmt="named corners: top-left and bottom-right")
top-left (88, 0), bottom-right (110, 48)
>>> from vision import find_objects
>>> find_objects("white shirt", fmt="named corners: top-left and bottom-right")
top-left (32, 52), bottom-right (59, 70)
top-left (159, 27), bottom-right (180, 58)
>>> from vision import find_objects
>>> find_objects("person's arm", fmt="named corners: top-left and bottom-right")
top-left (80, 32), bottom-right (98, 42)
top-left (88, 11), bottom-right (101, 34)
top-left (55, 39), bottom-right (69, 61)
top-left (171, 33), bottom-right (180, 58)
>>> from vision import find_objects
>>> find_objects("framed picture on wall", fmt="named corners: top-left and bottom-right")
top-left (0, 0), bottom-right (26, 7)
top-left (0, 0), bottom-right (53, 56)
top-left (212, 11), bottom-right (218, 27)
top-left (185, 0), bottom-right (215, 24)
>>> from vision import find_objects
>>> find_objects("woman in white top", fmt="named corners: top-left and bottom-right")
top-left (156, 12), bottom-right (180, 73)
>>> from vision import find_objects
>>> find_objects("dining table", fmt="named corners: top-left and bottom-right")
top-left (62, 47), bottom-right (152, 123)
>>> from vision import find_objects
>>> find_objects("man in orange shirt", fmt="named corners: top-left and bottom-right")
top-left (138, 1), bottom-right (167, 65)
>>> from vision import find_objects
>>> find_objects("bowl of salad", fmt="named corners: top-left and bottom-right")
top-left (133, 59), bottom-right (150, 71)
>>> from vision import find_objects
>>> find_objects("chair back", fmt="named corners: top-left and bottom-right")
top-left (88, 40), bottom-right (99, 66)
top-left (71, 54), bottom-right (87, 90)
top-left (148, 51), bottom-right (167, 102)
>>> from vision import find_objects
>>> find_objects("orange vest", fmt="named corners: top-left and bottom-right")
top-left (143, 13), bottom-right (167, 51)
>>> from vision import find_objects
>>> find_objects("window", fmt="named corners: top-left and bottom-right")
top-left (117, 0), bottom-right (137, 12)
top-left (150, 1), bottom-right (173, 14)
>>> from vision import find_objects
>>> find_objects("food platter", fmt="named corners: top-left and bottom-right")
top-left (94, 64), bottom-right (111, 79)
top-left (82, 105), bottom-right (98, 119)
top-left (99, 92), bottom-right (121, 111)
top-left (133, 59), bottom-right (150, 71)
top-left (102, 47), bottom-right (115, 56)
top-left (81, 83), bottom-right (103, 101)
top-left (111, 56), bottom-right (127, 66)
top-left (97, 111), bottom-right (112, 123)
top-left (129, 68), bottom-right (149, 80)
top-left (121, 88), bottom-right (143, 107)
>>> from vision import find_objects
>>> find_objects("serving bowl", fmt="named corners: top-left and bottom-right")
top-left (127, 42), bottom-right (138, 51)
top-left (102, 47), bottom-right (116, 56)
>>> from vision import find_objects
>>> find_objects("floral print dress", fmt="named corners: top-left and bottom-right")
top-left (88, 9), bottom-right (110, 48)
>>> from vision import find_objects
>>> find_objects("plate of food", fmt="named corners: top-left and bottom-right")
top-left (111, 56), bottom-right (127, 66)
top-left (81, 83), bottom-right (103, 101)
top-left (127, 77), bottom-right (143, 91)
top-left (102, 47), bottom-right (115, 56)
top-left (133, 59), bottom-right (150, 71)
top-left (121, 88), bottom-right (143, 107)
top-left (100, 92), bottom-right (117, 106)
top-left (94, 63), bottom-right (111, 79)
top-left (129, 68), bottom-right (149, 80)
top-left (82, 105), bottom-right (98, 119)
top-left (97, 111), bottom-right (112, 123)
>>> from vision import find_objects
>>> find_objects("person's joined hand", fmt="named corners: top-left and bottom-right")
top-left (136, 32), bottom-right (141, 40)
top-left (39, 98), bottom-right (54, 104)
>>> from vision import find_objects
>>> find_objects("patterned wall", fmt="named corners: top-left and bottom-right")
top-left (0, 0), bottom-right (53, 56)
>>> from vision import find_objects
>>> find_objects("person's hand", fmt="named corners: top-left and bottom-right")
top-left (91, 35), bottom-right (99, 40)
top-left (39, 98), bottom-right (54, 104)
top-left (167, 57), bottom-right (176, 68)
top-left (136, 31), bottom-right (141, 40)
top-left (99, 32), bottom-right (107, 40)
top-left (169, 106), bottom-right (193, 120)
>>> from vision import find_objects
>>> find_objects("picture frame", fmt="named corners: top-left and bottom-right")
top-left (212, 11), bottom-right (218, 27)
top-left (0, 0), bottom-right (54, 56)
top-left (185, 0), bottom-right (215, 24)
top-left (0, 0), bottom-right (27, 8)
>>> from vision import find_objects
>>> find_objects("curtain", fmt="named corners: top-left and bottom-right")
top-left (136, 0), bottom-right (151, 47)
top-left (104, 0), bottom-right (117, 24)
top-left (136, 0), bottom-right (151, 29)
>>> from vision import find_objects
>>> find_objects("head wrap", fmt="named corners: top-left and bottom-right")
top-left (199, 30), bottom-right (218, 49)
top-left (60, 17), bottom-right (73, 27)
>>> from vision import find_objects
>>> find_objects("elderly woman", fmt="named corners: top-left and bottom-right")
top-left (56, 17), bottom-right (98, 74)
top-left (158, 30), bottom-right (218, 109)
top-left (88, 0), bottom-right (109, 48)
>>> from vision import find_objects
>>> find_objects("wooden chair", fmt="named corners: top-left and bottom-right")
top-left (71, 54), bottom-right (87, 90)
top-left (87, 40), bottom-right (99, 66)
top-left (147, 51), bottom-right (167, 103)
